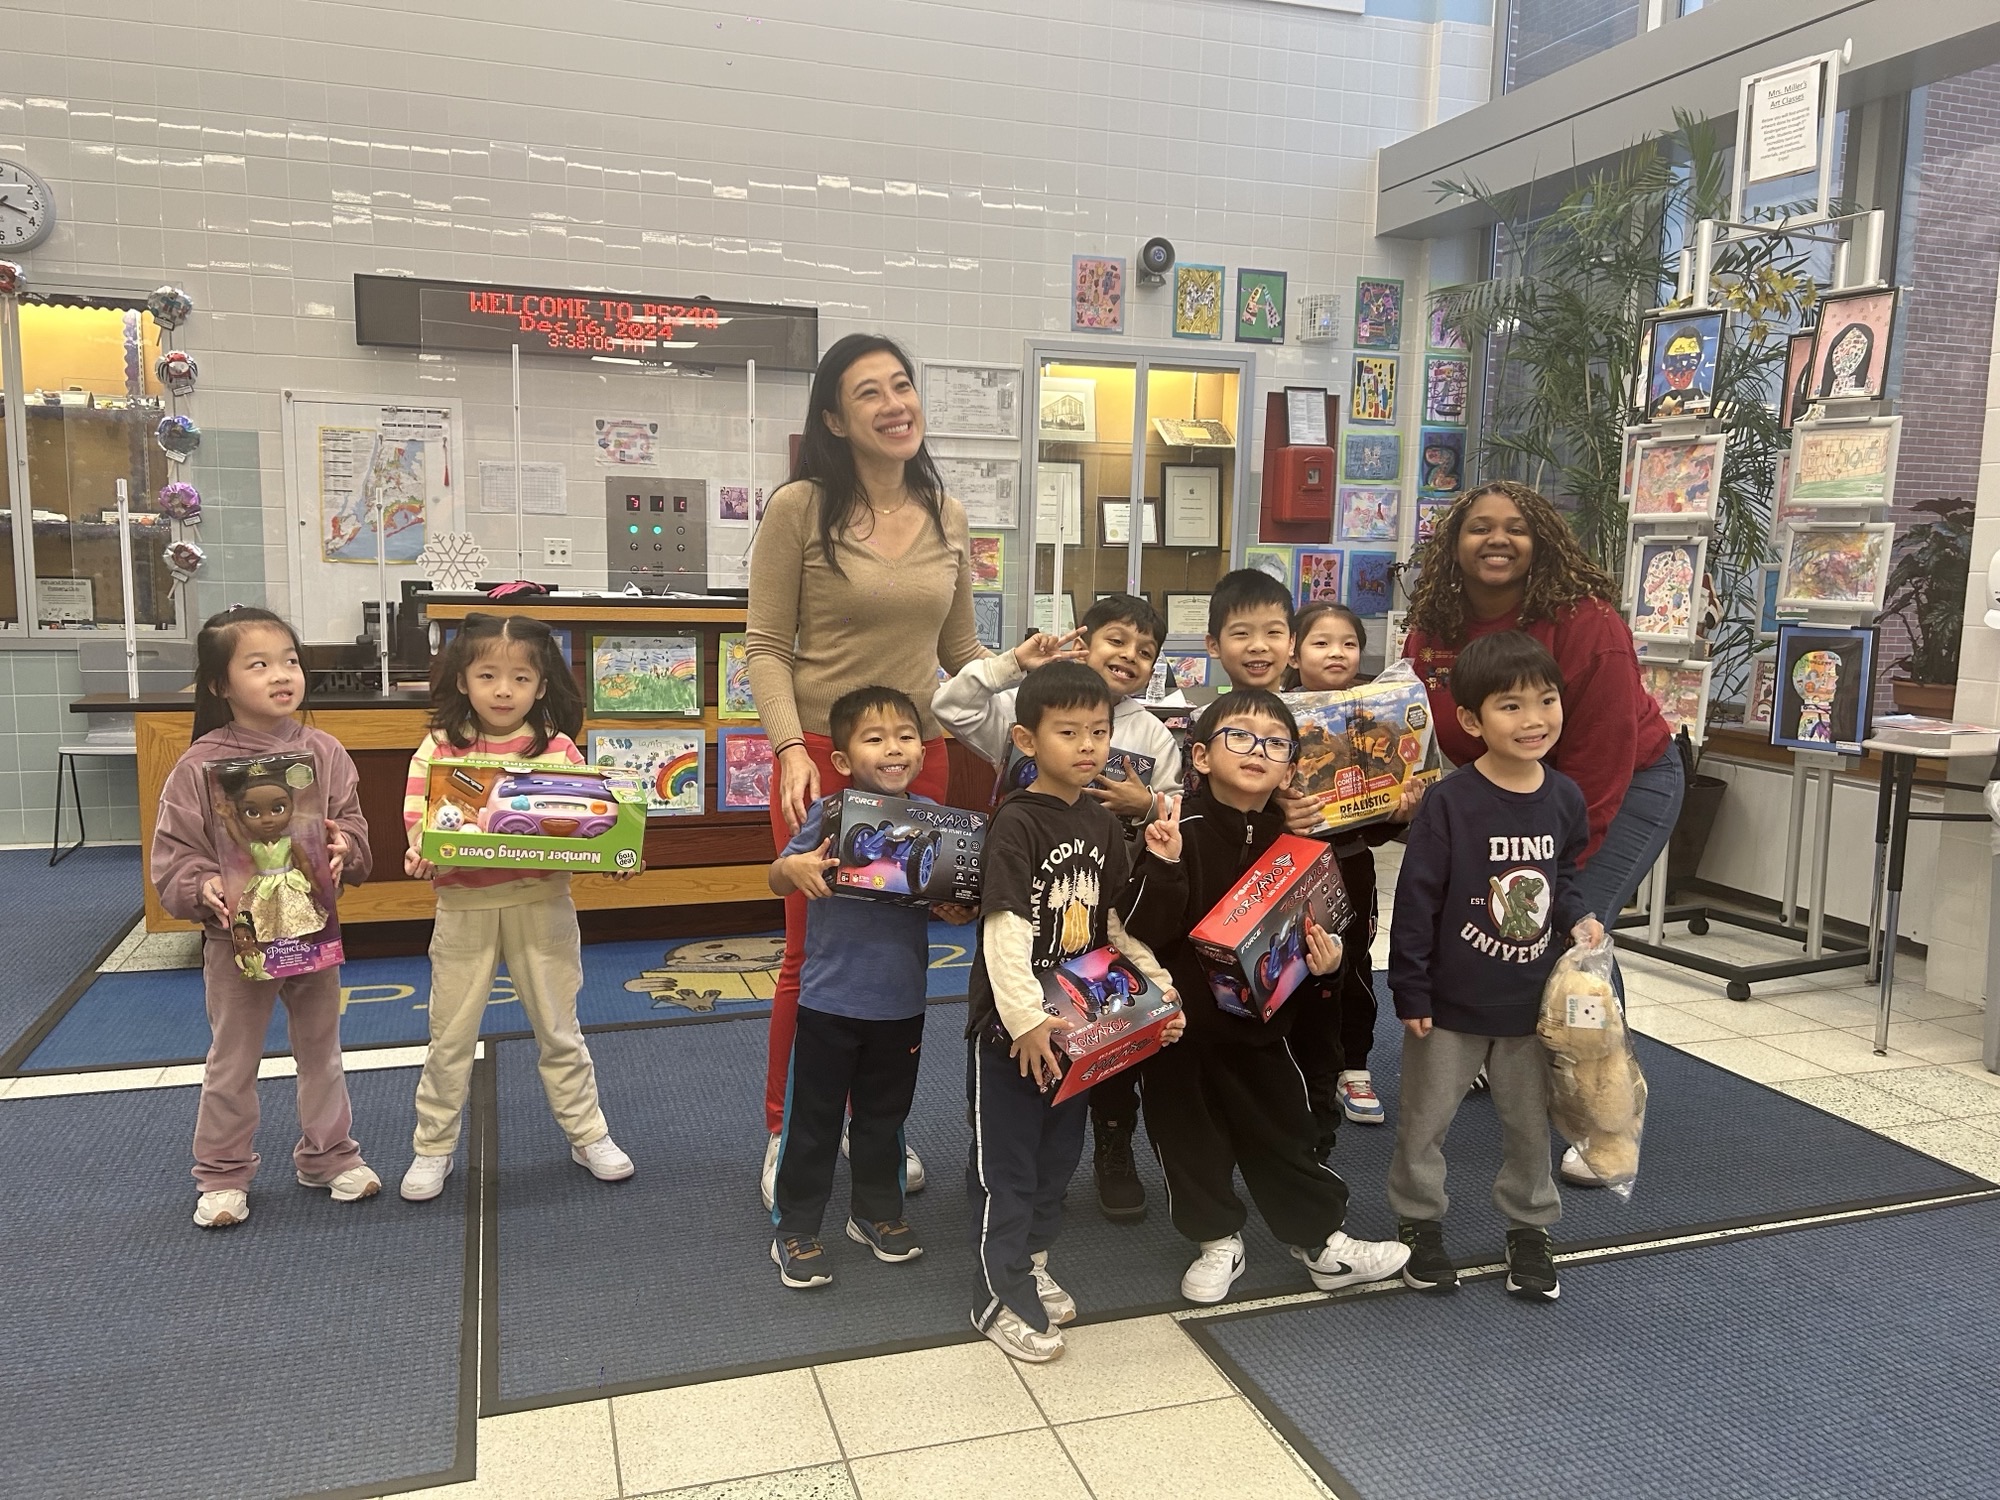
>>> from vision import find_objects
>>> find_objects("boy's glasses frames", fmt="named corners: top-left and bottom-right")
top-left (1206, 727), bottom-right (1296, 763)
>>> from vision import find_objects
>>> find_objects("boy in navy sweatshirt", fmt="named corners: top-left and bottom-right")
top-left (1387, 632), bottom-right (1604, 1303)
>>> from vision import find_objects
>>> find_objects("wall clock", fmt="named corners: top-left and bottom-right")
top-left (0, 160), bottom-right (56, 253)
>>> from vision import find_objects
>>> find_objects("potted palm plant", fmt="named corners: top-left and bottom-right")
top-left (1881, 495), bottom-right (1973, 716)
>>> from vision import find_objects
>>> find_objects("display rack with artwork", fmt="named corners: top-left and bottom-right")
top-left (1770, 623), bottom-right (1878, 755)
top-left (1627, 535), bottom-right (1707, 647)
top-left (1630, 433), bottom-right (1725, 522)
top-left (1787, 416), bottom-right (1901, 507)
top-left (1638, 658), bottom-right (1715, 744)
top-left (1774, 521), bottom-right (1894, 613)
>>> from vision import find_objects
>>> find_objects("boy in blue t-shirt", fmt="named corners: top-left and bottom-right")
top-left (767, 685), bottom-right (972, 1289)
top-left (1387, 632), bottom-right (1604, 1304)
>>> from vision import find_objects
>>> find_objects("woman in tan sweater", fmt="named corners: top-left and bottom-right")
top-left (745, 332), bottom-right (987, 1203)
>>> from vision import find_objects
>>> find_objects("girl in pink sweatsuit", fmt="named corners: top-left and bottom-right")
top-left (151, 606), bottom-right (378, 1229)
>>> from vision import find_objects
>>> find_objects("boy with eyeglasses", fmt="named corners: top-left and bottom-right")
top-left (1119, 691), bottom-right (1410, 1304)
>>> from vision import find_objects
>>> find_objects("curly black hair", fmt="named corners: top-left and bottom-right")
top-left (1404, 480), bottom-right (1617, 647)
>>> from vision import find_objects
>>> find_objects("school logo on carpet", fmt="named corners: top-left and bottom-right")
top-left (623, 936), bottom-right (783, 1013)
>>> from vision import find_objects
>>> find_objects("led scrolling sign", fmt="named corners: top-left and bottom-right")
top-left (353, 273), bottom-right (818, 371)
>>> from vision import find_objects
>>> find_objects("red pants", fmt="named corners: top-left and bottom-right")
top-left (764, 732), bottom-right (951, 1133)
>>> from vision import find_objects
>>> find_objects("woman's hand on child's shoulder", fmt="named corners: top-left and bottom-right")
top-left (1142, 794), bottom-right (1183, 862)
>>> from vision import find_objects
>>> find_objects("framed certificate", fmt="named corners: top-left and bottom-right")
top-left (921, 361), bottom-right (1021, 439)
top-left (1161, 465), bottom-right (1221, 548)
top-left (1165, 592), bottom-right (1211, 639)
top-left (1100, 498), bottom-right (1161, 546)
top-left (1034, 461), bottom-right (1084, 545)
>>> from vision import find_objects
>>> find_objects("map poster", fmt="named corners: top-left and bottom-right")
top-left (319, 424), bottom-right (430, 563)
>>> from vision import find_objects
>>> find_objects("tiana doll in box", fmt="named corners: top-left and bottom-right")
top-left (211, 760), bottom-right (331, 947)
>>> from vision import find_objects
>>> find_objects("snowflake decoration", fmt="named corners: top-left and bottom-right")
top-left (419, 531), bottom-right (488, 592)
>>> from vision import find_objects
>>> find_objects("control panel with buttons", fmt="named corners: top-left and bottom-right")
top-left (604, 477), bottom-right (707, 593)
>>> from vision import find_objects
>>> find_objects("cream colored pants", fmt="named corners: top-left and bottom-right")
top-left (412, 893), bottom-right (609, 1155)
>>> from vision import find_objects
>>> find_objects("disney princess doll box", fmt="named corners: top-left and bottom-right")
top-left (417, 757), bottom-right (647, 872)
top-left (203, 753), bottom-right (343, 981)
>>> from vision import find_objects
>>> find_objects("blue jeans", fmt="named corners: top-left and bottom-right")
top-left (1571, 747), bottom-right (1685, 1000)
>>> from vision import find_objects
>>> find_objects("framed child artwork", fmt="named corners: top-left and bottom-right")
top-left (1626, 535), bottom-right (1707, 645)
top-left (1071, 255), bottom-right (1126, 333)
top-left (1343, 432), bottom-right (1401, 483)
top-left (1346, 551), bottom-right (1397, 616)
top-left (717, 728), bottom-right (775, 812)
top-left (1637, 658), bottom-right (1714, 744)
top-left (1246, 545), bottom-right (1293, 589)
top-left (1236, 269), bottom-right (1288, 344)
top-left (1630, 433), bottom-right (1726, 521)
top-left (1172, 264), bottom-right (1225, 340)
top-left (1644, 310), bottom-right (1726, 420)
top-left (1743, 651), bottom-right (1779, 730)
top-left (589, 635), bottom-right (701, 717)
top-left (1416, 428), bottom-right (1466, 495)
top-left (1619, 424), bottom-right (1660, 500)
top-left (1415, 499), bottom-right (1452, 546)
top-left (973, 592), bottom-right (1004, 652)
top-left (1770, 623), bottom-right (1878, 755)
top-left (1354, 277), bottom-right (1403, 349)
top-left (587, 728), bottom-right (704, 816)
top-left (1775, 522), bottom-right (1895, 612)
top-left (1787, 417), bottom-right (1902, 506)
top-left (1426, 300), bottom-right (1467, 352)
top-left (1780, 328), bottom-right (1816, 431)
top-left (1423, 355), bottom-right (1470, 425)
top-left (968, 531), bottom-right (1004, 588)
top-left (1162, 653), bottom-right (1211, 692)
top-left (717, 632), bottom-right (756, 720)
top-left (1295, 549), bottom-right (1343, 607)
top-left (1338, 487), bottom-right (1398, 542)
top-left (1350, 356), bottom-right (1398, 424)
top-left (1808, 287), bottom-right (1897, 402)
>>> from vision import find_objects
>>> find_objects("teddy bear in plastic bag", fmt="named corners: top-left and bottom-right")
top-left (1536, 936), bottom-right (1647, 1198)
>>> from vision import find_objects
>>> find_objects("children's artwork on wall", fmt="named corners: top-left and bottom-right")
top-left (968, 531), bottom-right (1004, 588)
top-left (1619, 424), bottom-right (1661, 500)
top-left (587, 728), bottom-right (704, 816)
top-left (1771, 623), bottom-right (1877, 754)
top-left (1644, 310), bottom-right (1725, 420)
top-left (1162, 654), bottom-right (1210, 692)
top-left (717, 729), bottom-right (774, 811)
top-left (590, 635), bottom-right (701, 717)
top-left (1245, 545), bottom-right (1293, 590)
top-left (1626, 535), bottom-right (1707, 645)
top-left (1423, 356), bottom-right (1470, 425)
top-left (1037, 378), bottom-right (1098, 443)
top-left (1350, 356), bottom-right (1397, 424)
top-left (1338, 487), bottom-right (1398, 542)
top-left (1354, 277), bottom-right (1403, 349)
top-left (1385, 610), bottom-right (1412, 661)
top-left (1426, 300), bottom-right (1467, 352)
top-left (1172, 264), bottom-right (1224, 340)
top-left (1295, 549), bottom-right (1343, 607)
top-left (973, 591), bottom-right (1004, 651)
top-left (1631, 433), bottom-right (1725, 520)
top-left (1235, 269), bottom-right (1288, 344)
top-left (1775, 522), bottom-right (1895, 612)
top-left (717, 632), bottom-right (756, 720)
top-left (1346, 550), bottom-right (1396, 616)
top-left (1743, 651), bottom-right (1778, 729)
top-left (1780, 328), bottom-right (1816, 431)
top-left (1071, 255), bottom-right (1126, 333)
top-left (1809, 287), bottom-right (1897, 402)
top-left (1343, 432), bottom-right (1401, 483)
top-left (1787, 417), bottom-right (1902, 506)
top-left (1416, 428), bottom-right (1465, 495)
top-left (1415, 499), bottom-right (1452, 546)
top-left (1638, 658), bottom-right (1714, 744)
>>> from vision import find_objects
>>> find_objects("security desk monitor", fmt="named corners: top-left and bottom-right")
top-left (606, 478), bottom-right (707, 593)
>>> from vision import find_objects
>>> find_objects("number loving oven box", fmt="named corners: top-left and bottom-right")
top-left (1042, 947), bottom-right (1182, 1104)
top-left (1285, 660), bottom-right (1442, 833)
top-left (1191, 834), bottom-right (1353, 1021)
top-left (419, 757), bottom-right (647, 872)
top-left (828, 789), bottom-right (986, 905)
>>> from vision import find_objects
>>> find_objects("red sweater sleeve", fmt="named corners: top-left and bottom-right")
top-left (1544, 601), bottom-right (1671, 862)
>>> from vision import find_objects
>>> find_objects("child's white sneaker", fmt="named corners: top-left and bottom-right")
top-left (297, 1163), bottom-right (381, 1202)
top-left (1292, 1229), bottom-right (1411, 1292)
top-left (1181, 1233), bottom-right (1246, 1304)
top-left (1030, 1250), bottom-right (1077, 1325)
top-left (975, 1305), bottom-right (1064, 1363)
top-left (572, 1135), bottom-right (635, 1181)
top-left (761, 1130), bottom-right (781, 1211)
top-left (193, 1189), bottom-right (248, 1229)
top-left (838, 1122), bottom-right (927, 1193)
top-left (401, 1153), bottom-right (454, 1201)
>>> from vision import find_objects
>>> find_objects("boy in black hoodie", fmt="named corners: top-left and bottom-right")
top-left (1120, 690), bottom-right (1410, 1304)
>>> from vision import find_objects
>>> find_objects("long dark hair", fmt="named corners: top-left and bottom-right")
top-left (428, 612), bottom-right (582, 756)
top-left (1284, 601), bottom-right (1368, 690)
top-left (191, 606), bottom-right (311, 741)
top-left (1405, 480), bottom-right (1617, 647)
top-left (788, 332), bottom-right (947, 577)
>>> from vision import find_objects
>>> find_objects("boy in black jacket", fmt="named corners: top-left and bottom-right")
top-left (1120, 690), bottom-right (1410, 1304)
top-left (1387, 632), bottom-right (1604, 1303)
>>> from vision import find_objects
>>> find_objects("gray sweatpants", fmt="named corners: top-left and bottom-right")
top-left (1387, 1026), bottom-right (1559, 1229)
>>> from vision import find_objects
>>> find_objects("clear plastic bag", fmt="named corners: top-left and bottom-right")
top-left (1536, 936), bottom-right (1647, 1199)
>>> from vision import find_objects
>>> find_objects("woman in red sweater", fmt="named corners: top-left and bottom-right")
top-left (1402, 481), bottom-right (1684, 988)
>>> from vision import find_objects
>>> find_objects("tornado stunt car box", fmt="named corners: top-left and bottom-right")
top-left (1191, 834), bottom-right (1353, 1021)
top-left (419, 757), bottom-right (647, 872)
top-left (1037, 946), bottom-right (1182, 1104)
top-left (1284, 660), bottom-right (1442, 833)
top-left (827, 789), bottom-right (986, 906)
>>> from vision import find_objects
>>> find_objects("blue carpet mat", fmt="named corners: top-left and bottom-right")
top-left (486, 998), bottom-right (1988, 1407)
top-left (0, 1067), bottom-right (472, 1500)
top-left (20, 925), bottom-right (976, 1072)
top-left (1189, 1195), bottom-right (2000, 1500)
top-left (0, 845), bottom-right (143, 1066)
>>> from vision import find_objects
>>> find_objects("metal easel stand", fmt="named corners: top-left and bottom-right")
top-left (1612, 749), bottom-right (1866, 1000)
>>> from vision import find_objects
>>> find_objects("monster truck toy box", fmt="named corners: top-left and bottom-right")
top-left (826, 789), bottom-right (986, 906)
top-left (1001, 946), bottom-right (1180, 1105)
top-left (418, 757), bottom-right (647, 873)
top-left (1283, 660), bottom-right (1442, 833)
top-left (1190, 834), bottom-right (1353, 1022)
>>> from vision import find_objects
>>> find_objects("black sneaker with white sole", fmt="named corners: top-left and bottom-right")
top-left (1504, 1225), bottom-right (1560, 1302)
top-left (1092, 1116), bottom-right (1146, 1222)
top-left (772, 1234), bottom-right (834, 1288)
top-left (846, 1216), bottom-right (924, 1263)
top-left (1397, 1218), bottom-right (1458, 1294)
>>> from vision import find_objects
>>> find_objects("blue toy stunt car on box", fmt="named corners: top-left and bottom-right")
top-left (841, 817), bottom-right (942, 890)
top-left (1253, 915), bottom-right (1308, 1001)
top-left (830, 789), bottom-right (987, 906)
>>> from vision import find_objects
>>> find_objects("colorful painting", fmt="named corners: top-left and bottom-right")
top-left (1354, 277), bottom-right (1403, 349)
top-left (1346, 551), bottom-right (1396, 616)
top-left (716, 486), bottom-right (765, 522)
top-left (1426, 300), bottom-right (1468, 352)
top-left (1644, 310), bottom-right (1725, 421)
top-left (1245, 545), bottom-right (1293, 590)
top-left (1776, 523), bottom-right (1895, 612)
top-left (1809, 287), bottom-right (1897, 402)
top-left (1620, 424), bottom-right (1660, 500)
top-left (1771, 623), bottom-right (1877, 755)
top-left (1350, 356), bottom-right (1397, 424)
top-left (1780, 329), bottom-right (1816, 431)
top-left (1343, 432), bottom-right (1401, 483)
top-left (1235, 269), bottom-right (1288, 344)
top-left (1296, 549), bottom-right (1343, 607)
top-left (1416, 428), bottom-right (1465, 495)
top-left (968, 531), bottom-right (1004, 589)
top-left (1338, 487), bottom-right (1398, 542)
top-left (1638, 659), bottom-right (1714, 744)
top-left (589, 634), bottom-right (701, 717)
top-left (1162, 654), bottom-right (1211, 692)
top-left (717, 632), bottom-right (756, 720)
top-left (1172, 264), bottom-right (1224, 340)
top-left (1788, 418), bottom-right (1901, 505)
top-left (973, 591), bottom-right (1003, 651)
top-left (1415, 500), bottom-right (1452, 546)
top-left (1744, 652), bottom-right (1778, 729)
top-left (1071, 255), bottom-right (1126, 333)
top-left (587, 728), bottom-right (704, 816)
top-left (1631, 434), bottom-right (1725, 520)
top-left (1627, 536), bottom-right (1706, 644)
top-left (717, 729), bottom-right (774, 811)
top-left (1423, 356), bottom-right (1470, 425)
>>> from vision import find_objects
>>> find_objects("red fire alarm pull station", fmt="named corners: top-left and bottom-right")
top-left (1268, 445), bottom-right (1334, 524)
top-left (1259, 388), bottom-right (1338, 542)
